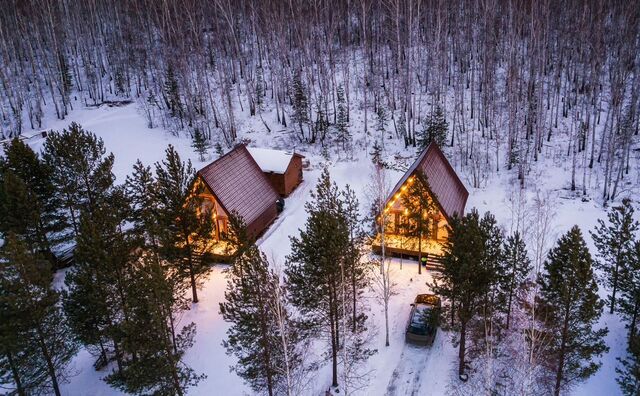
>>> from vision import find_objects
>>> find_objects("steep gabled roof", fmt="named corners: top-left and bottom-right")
top-left (388, 143), bottom-right (469, 220)
top-left (197, 144), bottom-right (279, 227)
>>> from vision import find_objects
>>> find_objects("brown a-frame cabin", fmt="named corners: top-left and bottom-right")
top-left (194, 144), bottom-right (281, 259)
top-left (372, 143), bottom-right (469, 264)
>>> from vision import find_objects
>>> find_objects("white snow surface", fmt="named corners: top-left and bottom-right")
top-left (246, 146), bottom-right (295, 174)
top-left (16, 101), bottom-right (638, 396)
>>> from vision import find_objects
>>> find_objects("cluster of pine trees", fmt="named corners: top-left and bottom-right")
top-left (431, 198), bottom-right (640, 395)
top-left (590, 199), bottom-right (640, 396)
top-left (220, 169), bottom-right (374, 395)
top-left (0, 124), bottom-right (215, 394)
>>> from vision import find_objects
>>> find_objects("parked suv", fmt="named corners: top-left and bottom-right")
top-left (405, 294), bottom-right (441, 345)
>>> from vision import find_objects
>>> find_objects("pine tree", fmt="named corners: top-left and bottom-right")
top-left (191, 127), bottom-right (211, 161)
top-left (376, 106), bottom-right (388, 145)
top-left (590, 198), bottom-right (639, 313)
top-left (0, 138), bottom-right (67, 257)
top-left (58, 51), bottom-right (73, 99)
top-left (501, 232), bottom-right (532, 329)
top-left (400, 170), bottom-right (439, 275)
top-left (122, 160), bottom-right (203, 394)
top-left (617, 334), bottom-right (640, 396)
top-left (106, 252), bottom-right (204, 396)
top-left (154, 145), bottom-right (215, 303)
top-left (537, 226), bottom-right (608, 396)
top-left (418, 105), bottom-right (448, 150)
top-left (369, 140), bottom-right (385, 168)
top-left (431, 209), bottom-right (494, 379)
top-left (63, 193), bottom-right (134, 373)
top-left (342, 185), bottom-right (368, 333)
top-left (164, 65), bottom-right (183, 119)
top-left (0, 235), bottom-right (78, 396)
top-left (397, 111), bottom-right (407, 143)
top-left (315, 104), bottom-right (329, 144)
top-left (620, 241), bottom-right (640, 343)
top-left (286, 169), bottom-right (352, 388)
top-left (291, 72), bottom-right (309, 140)
top-left (255, 65), bottom-right (266, 113)
top-left (221, 243), bottom-right (303, 396)
top-left (42, 123), bottom-right (115, 238)
top-left (469, 212), bottom-right (506, 358)
top-left (335, 84), bottom-right (351, 151)
top-left (215, 142), bottom-right (224, 158)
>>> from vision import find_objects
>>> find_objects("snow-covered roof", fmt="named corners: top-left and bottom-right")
top-left (246, 147), bottom-right (297, 174)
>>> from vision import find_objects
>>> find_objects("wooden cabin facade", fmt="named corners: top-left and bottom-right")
top-left (247, 147), bottom-right (304, 197)
top-left (196, 144), bottom-right (280, 256)
top-left (373, 143), bottom-right (469, 263)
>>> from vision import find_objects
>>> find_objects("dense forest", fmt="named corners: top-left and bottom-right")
top-left (0, 0), bottom-right (639, 201)
top-left (0, 2), bottom-right (640, 393)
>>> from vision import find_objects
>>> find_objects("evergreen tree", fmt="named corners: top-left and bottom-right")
top-left (400, 170), bottom-right (439, 275)
top-left (376, 105), bottom-right (388, 144)
top-left (286, 169), bottom-right (371, 389)
top-left (191, 127), bottom-right (211, 161)
top-left (342, 185), bottom-right (369, 333)
top-left (397, 112), bottom-right (407, 143)
top-left (106, 253), bottom-right (204, 396)
top-left (215, 142), bottom-right (224, 158)
top-left (122, 160), bottom-right (203, 394)
top-left (255, 65), bottom-right (266, 113)
top-left (315, 104), bottom-right (329, 144)
top-left (164, 65), bottom-right (183, 119)
top-left (431, 209), bottom-right (494, 379)
top-left (590, 198), bottom-right (639, 313)
top-left (63, 193), bottom-right (133, 372)
top-left (418, 105), bottom-right (448, 150)
top-left (221, 243), bottom-right (303, 396)
top-left (469, 212), bottom-right (506, 358)
top-left (369, 140), bottom-right (385, 168)
top-left (153, 145), bottom-right (215, 303)
top-left (0, 138), bottom-right (67, 257)
top-left (537, 226), bottom-right (608, 396)
top-left (58, 51), bottom-right (73, 99)
top-left (291, 72), bottom-right (309, 140)
top-left (335, 84), bottom-right (351, 151)
top-left (620, 241), bottom-right (640, 343)
top-left (42, 123), bottom-right (115, 238)
top-left (617, 334), bottom-right (640, 396)
top-left (501, 232), bottom-right (532, 329)
top-left (0, 235), bottom-right (78, 396)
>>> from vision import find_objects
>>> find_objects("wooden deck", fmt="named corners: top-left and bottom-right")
top-left (370, 234), bottom-right (446, 270)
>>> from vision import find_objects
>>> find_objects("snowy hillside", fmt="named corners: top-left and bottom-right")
top-left (10, 102), bottom-right (632, 396)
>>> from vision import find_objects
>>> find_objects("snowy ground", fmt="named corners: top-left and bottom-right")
top-left (20, 102), bottom-right (638, 395)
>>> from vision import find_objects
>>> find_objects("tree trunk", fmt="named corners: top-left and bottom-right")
top-left (458, 319), bottom-right (467, 377)
top-left (35, 326), bottom-right (62, 396)
top-left (6, 351), bottom-right (26, 396)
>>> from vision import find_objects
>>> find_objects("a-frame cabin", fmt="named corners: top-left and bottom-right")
top-left (194, 144), bottom-right (281, 259)
top-left (372, 143), bottom-right (469, 265)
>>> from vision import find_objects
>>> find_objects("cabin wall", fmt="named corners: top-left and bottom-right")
top-left (265, 172), bottom-right (286, 196)
top-left (283, 156), bottom-right (303, 196)
top-left (262, 156), bottom-right (303, 197)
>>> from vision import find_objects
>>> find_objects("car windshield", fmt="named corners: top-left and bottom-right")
top-left (409, 304), bottom-right (437, 335)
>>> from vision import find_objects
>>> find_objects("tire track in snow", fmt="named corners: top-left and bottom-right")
top-left (385, 345), bottom-right (430, 396)
top-left (385, 331), bottom-right (442, 396)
